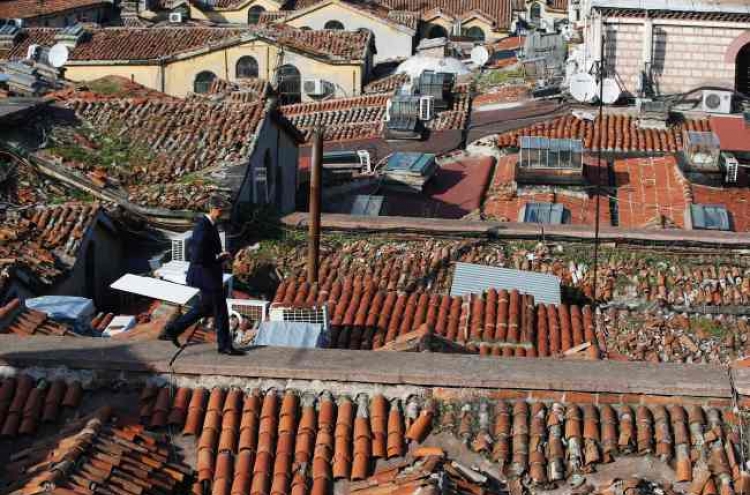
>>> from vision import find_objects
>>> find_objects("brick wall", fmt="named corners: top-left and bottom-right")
top-left (601, 20), bottom-right (744, 95)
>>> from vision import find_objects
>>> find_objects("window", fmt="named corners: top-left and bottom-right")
top-left (519, 136), bottom-right (583, 170)
top-left (464, 26), bottom-right (485, 42)
top-left (300, 25), bottom-right (312, 30)
top-left (324, 20), bottom-right (344, 30)
top-left (193, 70), bottom-right (216, 94)
top-left (690, 204), bottom-right (731, 231)
top-left (277, 64), bottom-right (301, 104)
top-left (247, 5), bottom-right (265, 24)
top-left (530, 2), bottom-right (542, 22)
top-left (236, 56), bottom-right (259, 79)
top-left (522, 203), bottom-right (569, 224)
top-left (427, 24), bottom-right (448, 39)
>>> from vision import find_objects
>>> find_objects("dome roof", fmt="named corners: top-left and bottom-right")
top-left (395, 55), bottom-right (470, 78)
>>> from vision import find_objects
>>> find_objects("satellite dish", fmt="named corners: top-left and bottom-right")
top-left (470, 45), bottom-right (491, 67)
top-left (600, 77), bottom-right (622, 105)
top-left (48, 43), bottom-right (69, 68)
top-left (569, 72), bottom-right (597, 103)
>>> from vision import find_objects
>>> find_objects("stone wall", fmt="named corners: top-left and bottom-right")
top-left (598, 20), bottom-right (746, 96)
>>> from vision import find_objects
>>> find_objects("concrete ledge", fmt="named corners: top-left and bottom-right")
top-left (0, 336), bottom-right (732, 398)
top-left (281, 212), bottom-right (750, 247)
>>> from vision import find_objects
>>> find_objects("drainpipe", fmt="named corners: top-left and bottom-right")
top-left (307, 126), bottom-right (323, 284)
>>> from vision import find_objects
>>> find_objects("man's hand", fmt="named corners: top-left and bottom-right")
top-left (218, 251), bottom-right (233, 262)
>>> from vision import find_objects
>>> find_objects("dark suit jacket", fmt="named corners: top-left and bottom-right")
top-left (186, 216), bottom-right (224, 292)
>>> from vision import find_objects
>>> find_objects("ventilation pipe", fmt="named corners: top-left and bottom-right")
top-left (307, 126), bottom-right (323, 284)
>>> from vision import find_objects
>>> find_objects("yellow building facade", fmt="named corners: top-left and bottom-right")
top-left (60, 34), bottom-right (371, 100)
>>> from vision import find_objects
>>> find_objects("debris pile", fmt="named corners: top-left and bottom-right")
top-left (601, 308), bottom-right (750, 364)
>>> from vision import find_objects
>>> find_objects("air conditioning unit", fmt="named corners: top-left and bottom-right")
top-left (303, 78), bottom-right (334, 96)
top-left (171, 230), bottom-right (192, 262)
top-left (702, 90), bottom-right (733, 114)
top-left (722, 152), bottom-right (739, 183)
top-left (357, 150), bottom-right (371, 172)
top-left (169, 12), bottom-right (184, 23)
top-left (26, 44), bottom-right (39, 60)
top-left (419, 96), bottom-right (435, 121)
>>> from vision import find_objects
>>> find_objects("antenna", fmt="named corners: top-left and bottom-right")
top-left (48, 43), bottom-right (69, 68)
top-left (600, 77), bottom-right (621, 105)
top-left (569, 72), bottom-right (597, 103)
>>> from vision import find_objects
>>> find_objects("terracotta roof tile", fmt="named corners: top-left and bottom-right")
top-left (2, 406), bottom-right (192, 495)
top-left (6, 25), bottom-right (370, 62)
top-left (363, 73), bottom-right (410, 94)
top-left (0, 203), bottom-right (100, 294)
top-left (377, 0), bottom-right (514, 30)
top-left (494, 113), bottom-right (710, 153)
top-left (0, 0), bottom-right (109, 19)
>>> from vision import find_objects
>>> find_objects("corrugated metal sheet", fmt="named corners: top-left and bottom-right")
top-left (450, 262), bottom-right (562, 304)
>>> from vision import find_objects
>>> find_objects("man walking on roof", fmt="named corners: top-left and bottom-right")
top-left (159, 195), bottom-right (246, 356)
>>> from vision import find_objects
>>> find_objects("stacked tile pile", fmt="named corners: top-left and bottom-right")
top-left (64, 97), bottom-right (267, 185)
top-left (601, 308), bottom-right (750, 364)
top-left (272, 276), bottom-right (600, 357)
top-left (493, 114), bottom-right (711, 153)
top-left (1, 406), bottom-right (192, 495)
top-left (0, 374), bottom-right (83, 437)
top-left (0, 203), bottom-right (99, 292)
top-left (138, 386), bottom-right (433, 495)
top-left (627, 265), bottom-right (750, 307)
top-left (438, 399), bottom-right (741, 494)
top-left (0, 298), bottom-right (78, 337)
top-left (0, 151), bottom-right (79, 206)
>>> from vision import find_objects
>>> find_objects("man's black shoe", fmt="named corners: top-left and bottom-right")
top-left (158, 331), bottom-right (181, 348)
top-left (218, 347), bottom-right (246, 356)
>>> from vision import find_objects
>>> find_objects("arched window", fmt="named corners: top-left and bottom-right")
top-left (530, 2), bottom-right (542, 22)
top-left (427, 24), bottom-right (448, 39)
top-left (193, 71), bottom-right (216, 94)
top-left (247, 5), bottom-right (265, 24)
top-left (300, 25), bottom-right (312, 30)
top-left (324, 20), bottom-right (344, 30)
top-left (236, 56), bottom-right (259, 79)
top-left (736, 43), bottom-right (750, 96)
top-left (277, 64), bottom-right (301, 104)
top-left (464, 26), bottom-right (485, 42)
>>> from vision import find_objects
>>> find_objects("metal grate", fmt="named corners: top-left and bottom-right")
top-left (227, 299), bottom-right (269, 328)
top-left (269, 306), bottom-right (329, 332)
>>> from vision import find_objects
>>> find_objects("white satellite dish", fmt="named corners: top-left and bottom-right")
top-left (600, 77), bottom-right (622, 105)
top-left (569, 72), bottom-right (597, 103)
top-left (48, 43), bottom-right (69, 69)
top-left (470, 45), bottom-right (491, 67)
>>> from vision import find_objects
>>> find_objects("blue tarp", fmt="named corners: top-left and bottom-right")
top-left (25, 296), bottom-right (95, 335)
top-left (253, 321), bottom-right (327, 349)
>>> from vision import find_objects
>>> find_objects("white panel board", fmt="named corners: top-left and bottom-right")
top-left (110, 274), bottom-right (199, 306)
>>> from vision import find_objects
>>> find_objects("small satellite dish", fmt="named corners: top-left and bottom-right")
top-left (569, 72), bottom-right (597, 103)
top-left (470, 45), bottom-right (491, 67)
top-left (48, 43), bottom-right (69, 69)
top-left (600, 77), bottom-right (622, 105)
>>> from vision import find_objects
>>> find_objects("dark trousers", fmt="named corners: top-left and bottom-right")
top-left (168, 289), bottom-right (231, 350)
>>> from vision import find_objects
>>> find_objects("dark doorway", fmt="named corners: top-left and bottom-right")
top-left (736, 43), bottom-right (750, 97)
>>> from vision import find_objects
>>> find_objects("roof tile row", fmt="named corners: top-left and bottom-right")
top-left (0, 374), bottom-right (83, 438)
top-left (494, 114), bottom-right (711, 153)
top-left (138, 386), bottom-right (427, 494)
